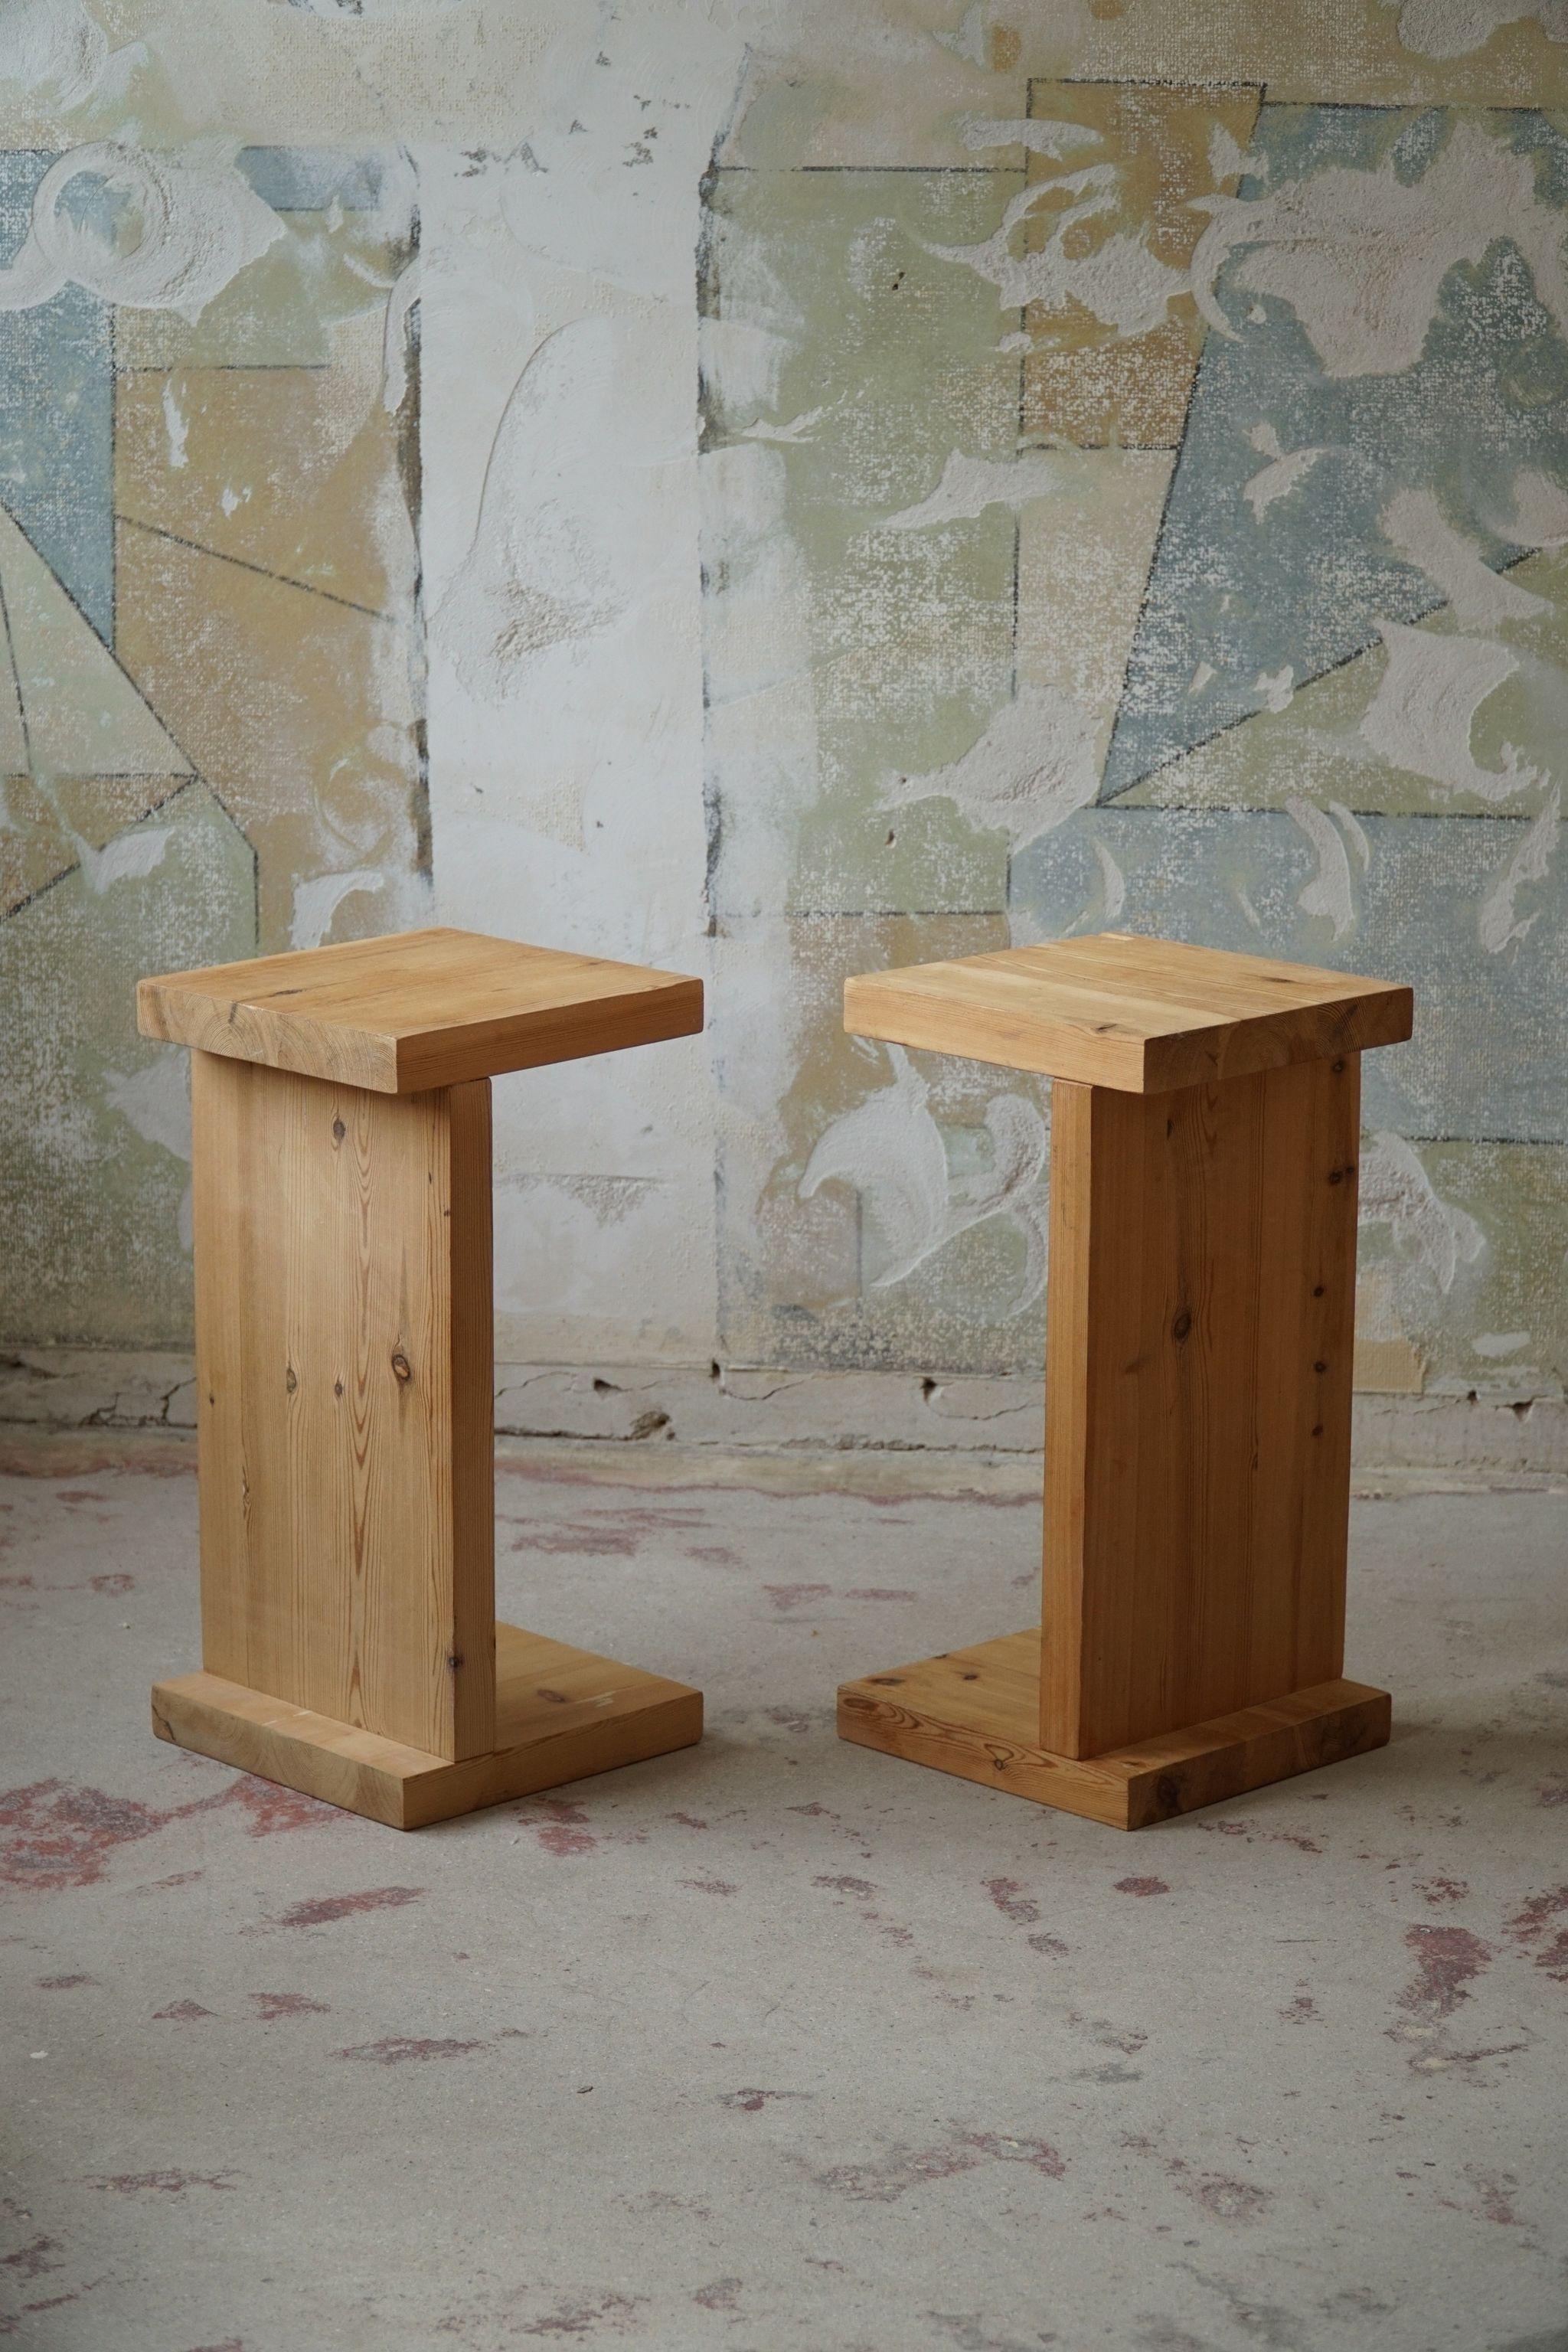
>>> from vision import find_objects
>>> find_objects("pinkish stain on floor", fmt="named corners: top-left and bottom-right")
top-left (1398, 1923), bottom-right (1495, 2019)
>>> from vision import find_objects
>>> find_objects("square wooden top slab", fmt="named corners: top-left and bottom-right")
top-left (844, 933), bottom-right (1413, 1093)
top-left (138, 928), bottom-right (704, 1094)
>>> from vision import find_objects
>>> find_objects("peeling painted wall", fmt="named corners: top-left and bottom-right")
top-left (0, 0), bottom-right (1563, 1413)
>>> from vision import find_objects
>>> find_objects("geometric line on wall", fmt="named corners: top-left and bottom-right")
top-left (0, 500), bottom-right (191, 782)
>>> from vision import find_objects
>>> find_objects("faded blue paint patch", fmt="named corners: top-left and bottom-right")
top-left (1012, 806), bottom-right (1568, 1143)
top-left (236, 148), bottom-right (389, 215)
top-left (0, 152), bottom-right (113, 647)
top-left (1099, 106), bottom-right (1568, 801)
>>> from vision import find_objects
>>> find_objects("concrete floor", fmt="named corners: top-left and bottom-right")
top-left (2, 1436), bottom-right (1566, 2352)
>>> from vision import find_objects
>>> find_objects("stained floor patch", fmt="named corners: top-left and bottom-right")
top-left (0, 1441), bottom-right (1563, 2349)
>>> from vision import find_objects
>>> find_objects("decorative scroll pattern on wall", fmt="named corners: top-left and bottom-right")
top-left (701, 80), bottom-right (1568, 1399)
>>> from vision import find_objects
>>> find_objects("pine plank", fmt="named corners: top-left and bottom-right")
top-left (838, 1633), bottom-right (1390, 1831)
top-left (1041, 1055), bottom-right (1361, 1757)
top-left (844, 931), bottom-right (1411, 1093)
top-left (154, 1625), bottom-right (704, 1831)
top-left (191, 1052), bottom-right (495, 1761)
top-left (139, 926), bottom-right (704, 1093)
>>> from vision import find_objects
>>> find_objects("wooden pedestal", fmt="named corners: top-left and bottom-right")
top-left (139, 928), bottom-right (704, 1828)
top-left (838, 932), bottom-right (1414, 1830)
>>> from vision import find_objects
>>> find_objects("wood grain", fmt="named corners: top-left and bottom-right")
top-left (1041, 1054), bottom-right (1361, 1757)
top-left (139, 926), bottom-right (704, 1093)
top-left (838, 1632), bottom-right (1390, 1830)
top-left (154, 1624), bottom-right (704, 1831)
top-left (192, 1051), bottom-right (495, 1761)
top-left (844, 931), bottom-right (1411, 1093)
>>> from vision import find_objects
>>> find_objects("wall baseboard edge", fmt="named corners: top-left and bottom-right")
top-left (1, 1347), bottom-right (1564, 1473)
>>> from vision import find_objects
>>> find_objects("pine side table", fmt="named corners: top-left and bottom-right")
top-left (139, 927), bottom-right (704, 1829)
top-left (837, 933), bottom-right (1414, 1830)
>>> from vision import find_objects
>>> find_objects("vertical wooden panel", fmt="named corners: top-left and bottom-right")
top-left (192, 1052), bottom-right (495, 1760)
top-left (1257, 1052), bottom-right (1360, 1692)
top-left (192, 1053), bottom-right (252, 1693)
top-left (1040, 1056), bottom-right (1361, 1759)
top-left (1043, 1081), bottom-right (1145, 1759)
top-left (447, 1078), bottom-right (497, 1747)
top-left (1040, 1081), bottom-right (1093, 1753)
top-left (1141, 1070), bottom-right (1267, 1743)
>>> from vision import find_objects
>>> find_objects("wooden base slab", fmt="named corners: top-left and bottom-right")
top-left (153, 1623), bottom-right (702, 1829)
top-left (838, 1632), bottom-right (1389, 1829)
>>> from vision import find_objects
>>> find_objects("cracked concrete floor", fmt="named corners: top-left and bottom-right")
top-left (2, 1433), bottom-right (1566, 2352)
